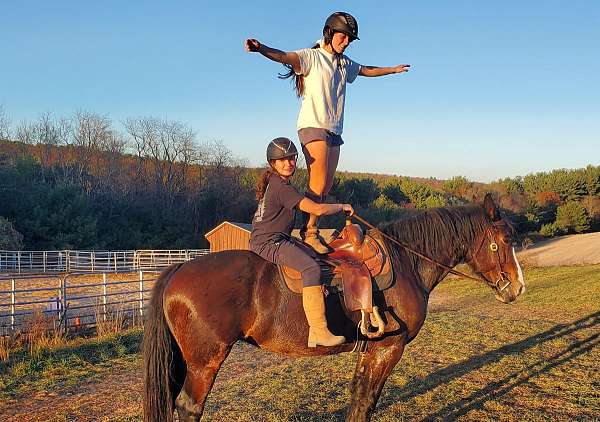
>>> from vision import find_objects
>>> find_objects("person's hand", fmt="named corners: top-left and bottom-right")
top-left (394, 64), bottom-right (411, 73)
top-left (341, 204), bottom-right (354, 216)
top-left (245, 38), bottom-right (261, 52)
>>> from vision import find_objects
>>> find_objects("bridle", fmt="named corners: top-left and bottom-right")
top-left (467, 220), bottom-right (513, 292)
top-left (350, 213), bottom-right (514, 292)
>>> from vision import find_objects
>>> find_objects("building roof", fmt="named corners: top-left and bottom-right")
top-left (204, 221), bottom-right (252, 238)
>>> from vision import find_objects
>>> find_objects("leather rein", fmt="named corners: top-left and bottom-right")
top-left (350, 213), bottom-right (510, 289)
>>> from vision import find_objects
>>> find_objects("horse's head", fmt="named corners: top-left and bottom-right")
top-left (467, 194), bottom-right (526, 303)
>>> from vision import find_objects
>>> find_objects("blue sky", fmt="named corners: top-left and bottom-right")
top-left (1, 1), bottom-right (598, 182)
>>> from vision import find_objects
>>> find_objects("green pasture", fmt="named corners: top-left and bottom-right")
top-left (1, 265), bottom-right (599, 421)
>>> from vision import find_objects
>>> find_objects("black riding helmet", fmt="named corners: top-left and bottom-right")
top-left (266, 137), bottom-right (298, 161)
top-left (324, 12), bottom-right (359, 41)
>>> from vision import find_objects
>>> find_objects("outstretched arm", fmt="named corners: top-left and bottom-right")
top-left (245, 38), bottom-right (301, 74)
top-left (359, 64), bottom-right (410, 77)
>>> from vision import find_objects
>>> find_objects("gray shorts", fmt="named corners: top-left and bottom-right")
top-left (298, 127), bottom-right (344, 147)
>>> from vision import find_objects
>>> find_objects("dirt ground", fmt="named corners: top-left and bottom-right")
top-left (517, 232), bottom-right (600, 267)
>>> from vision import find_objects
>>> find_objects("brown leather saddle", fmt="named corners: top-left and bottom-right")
top-left (278, 222), bottom-right (394, 338)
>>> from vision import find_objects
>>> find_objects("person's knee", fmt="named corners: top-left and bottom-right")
top-left (308, 177), bottom-right (327, 196)
top-left (305, 189), bottom-right (323, 203)
top-left (301, 263), bottom-right (322, 287)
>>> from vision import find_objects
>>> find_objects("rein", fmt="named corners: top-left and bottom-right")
top-left (350, 213), bottom-right (484, 283)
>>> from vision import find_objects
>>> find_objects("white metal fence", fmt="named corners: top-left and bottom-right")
top-left (0, 271), bottom-right (162, 336)
top-left (0, 249), bottom-right (209, 273)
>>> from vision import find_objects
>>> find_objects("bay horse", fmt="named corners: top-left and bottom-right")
top-left (143, 194), bottom-right (525, 421)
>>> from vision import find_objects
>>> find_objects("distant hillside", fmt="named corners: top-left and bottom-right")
top-left (518, 232), bottom-right (600, 267)
top-left (1, 132), bottom-right (599, 250)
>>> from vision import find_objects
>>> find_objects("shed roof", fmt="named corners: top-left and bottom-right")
top-left (204, 221), bottom-right (252, 238)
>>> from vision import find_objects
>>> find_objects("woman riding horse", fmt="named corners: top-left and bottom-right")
top-left (250, 137), bottom-right (354, 347)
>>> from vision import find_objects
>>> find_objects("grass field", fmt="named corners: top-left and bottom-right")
top-left (1, 265), bottom-right (599, 421)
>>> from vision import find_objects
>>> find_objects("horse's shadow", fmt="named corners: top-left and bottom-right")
top-left (282, 311), bottom-right (599, 421)
top-left (374, 310), bottom-right (600, 420)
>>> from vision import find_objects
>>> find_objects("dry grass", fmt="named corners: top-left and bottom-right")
top-left (0, 309), bottom-right (64, 364)
top-left (0, 335), bottom-right (11, 361)
top-left (23, 309), bottom-right (64, 355)
top-left (94, 300), bottom-right (127, 338)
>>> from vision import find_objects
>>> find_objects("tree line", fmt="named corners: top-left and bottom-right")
top-left (0, 106), bottom-right (598, 250)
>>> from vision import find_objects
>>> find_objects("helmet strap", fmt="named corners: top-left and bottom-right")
top-left (323, 28), bottom-right (344, 58)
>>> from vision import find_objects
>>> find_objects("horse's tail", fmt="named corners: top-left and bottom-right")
top-left (143, 263), bottom-right (184, 422)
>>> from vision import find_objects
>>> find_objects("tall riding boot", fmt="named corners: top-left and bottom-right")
top-left (302, 286), bottom-right (345, 347)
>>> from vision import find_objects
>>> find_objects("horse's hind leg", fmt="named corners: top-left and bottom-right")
top-left (346, 340), bottom-right (406, 422)
top-left (175, 342), bottom-right (233, 422)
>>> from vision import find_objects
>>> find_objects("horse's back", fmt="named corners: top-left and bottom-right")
top-left (162, 250), bottom-right (269, 345)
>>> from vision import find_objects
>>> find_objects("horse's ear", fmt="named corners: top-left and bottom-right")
top-left (483, 193), bottom-right (501, 221)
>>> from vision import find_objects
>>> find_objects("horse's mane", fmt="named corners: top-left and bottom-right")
top-left (380, 204), bottom-right (490, 262)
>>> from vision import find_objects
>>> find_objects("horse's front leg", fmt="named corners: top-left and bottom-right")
top-left (346, 339), bottom-right (406, 422)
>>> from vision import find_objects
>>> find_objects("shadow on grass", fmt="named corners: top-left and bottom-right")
top-left (378, 310), bottom-right (600, 420)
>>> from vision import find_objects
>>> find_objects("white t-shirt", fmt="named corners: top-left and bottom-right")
top-left (294, 47), bottom-right (361, 135)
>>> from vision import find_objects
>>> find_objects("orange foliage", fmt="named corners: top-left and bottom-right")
top-left (536, 191), bottom-right (561, 206)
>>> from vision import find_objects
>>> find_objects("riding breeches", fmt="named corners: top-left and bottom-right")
top-left (250, 237), bottom-right (321, 287)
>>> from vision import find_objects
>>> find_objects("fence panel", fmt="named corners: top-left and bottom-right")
top-left (0, 274), bottom-right (63, 336)
top-left (61, 271), bottom-right (159, 331)
top-left (0, 249), bottom-right (209, 274)
top-left (134, 249), bottom-right (209, 270)
top-left (0, 271), bottom-right (161, 335)
top-left (0, 251), bottom-right (68, 273)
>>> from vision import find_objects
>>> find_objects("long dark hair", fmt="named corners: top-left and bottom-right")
top-left (255, 168), bottom-right (274, 201)
top-left (279, 28), bottom-right (337, 98)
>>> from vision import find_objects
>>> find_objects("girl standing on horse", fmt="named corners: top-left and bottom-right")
top-left (246, 11), bottom-right (410, 253)
top-left (250, 137), bottom-right (354, 347)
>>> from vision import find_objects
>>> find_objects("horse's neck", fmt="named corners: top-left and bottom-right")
top-left (421, 250), bottom-right (464, 293)
top-left (393, 223), bottom-right (472, 293)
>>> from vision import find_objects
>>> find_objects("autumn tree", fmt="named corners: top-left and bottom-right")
top-left (0, 105), bottom-right (10, 141)
top-left (125, 117), bottom-right (198, 204)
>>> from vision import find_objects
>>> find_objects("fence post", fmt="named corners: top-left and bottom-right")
top-left (43, 251), bottom-right (47, 273)
top-left (139, 271), bottom-right (144, 318)
top-left (60, 274), bottom-right (68, 332)
top-left (114, 253), bottom-right (117, 272)
top-left (17, 251), bottom-right (21, 274)
top-left (10, 278), bottom-right (15, 331)
top-left (103, 273), bottom-right (107, 322)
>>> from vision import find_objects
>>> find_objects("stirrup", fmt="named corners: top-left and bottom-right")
top-left (359, 307), bottom-right (385, 339)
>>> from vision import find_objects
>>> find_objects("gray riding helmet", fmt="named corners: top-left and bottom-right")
top-left (324, 12), bottom-right (359, 41)
top-left (266, 137), bottom-right (298, 161)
